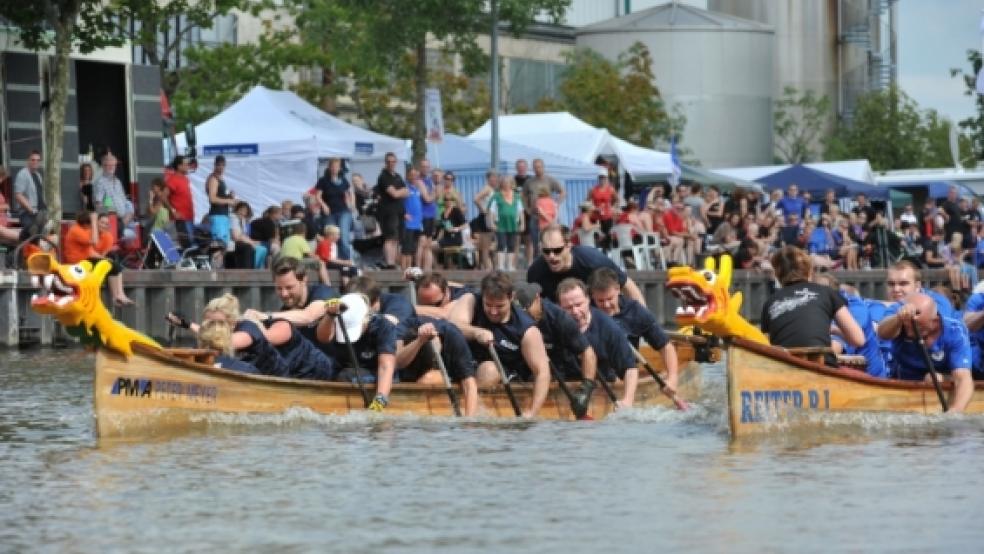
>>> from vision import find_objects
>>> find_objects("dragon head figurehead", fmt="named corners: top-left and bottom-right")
top-left (666, 254), bottom-right (768, 344)
top-left (27, 253), bottom-right (160, 356)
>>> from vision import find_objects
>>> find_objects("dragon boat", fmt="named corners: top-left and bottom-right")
top-left (25, 253), bottom-right (708, 438)
top-left (727, 337), bottom-right (984, 437)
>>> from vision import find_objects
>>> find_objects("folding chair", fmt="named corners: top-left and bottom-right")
top-left (611, 224), bottom-right (655, 271)
top-left (144, 229), bottom-right (196, 270)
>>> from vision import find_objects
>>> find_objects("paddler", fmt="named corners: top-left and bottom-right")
top-left (395, 314), bottom-right (480, 416)
top-left (243, 257), bottom-right (338, 344)
top-left (877, 292), bottom-right (974, 412)
top-left (449, 271), bottom-right (552, 417)
top-left (587, 267), bottom-right (679, 394)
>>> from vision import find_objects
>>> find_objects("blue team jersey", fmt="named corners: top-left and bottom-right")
top-left (608, 296), bottom-right (669, 350)
top-left (536, 299), bottom-right (591, 377)
top-left (883, 288), bottom-right (956, 320)
top-left (836, 293), bottom-right (887, 378)
top-left (380, 292), bottom-right (416, 335)
top-left (404, 186), bottom-right (423, 230)
top-left (890, 316), bottom-right (973, 380)
top-left (421, 177), bottom-right (437, 219)
top-left (400, 315), bottom-right (475, 381)
top-left (583, 308), bottom-right (636, 382)
top-left (470, 294), bottom-right (537, 380)
top-left (527, 246), bottom-right (627, 302)
top-left (962, 292), bottom-right (984, 372)
top-left (326, 314), bottom-right (397, 375)
top-left (289, 283), bottom-right (339, 345)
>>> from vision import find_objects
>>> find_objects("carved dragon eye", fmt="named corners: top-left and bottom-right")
top-left (70, 265), bottom-right (86, 279)
top-left (701, 270), bottom-right (716, 284)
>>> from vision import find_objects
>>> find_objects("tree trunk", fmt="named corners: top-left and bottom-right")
top-left (411, 39), bottom-right (427, 165)
top-left (44, 14), bottom-right (75, 227)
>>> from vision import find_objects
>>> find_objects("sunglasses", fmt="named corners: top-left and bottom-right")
top-left (542, 246), bottom-right (565, 256)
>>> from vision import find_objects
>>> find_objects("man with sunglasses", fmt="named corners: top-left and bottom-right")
top-left (449, 271), bottom-right (552, 417)
top-left (528, 223), bottom-right (646, 306)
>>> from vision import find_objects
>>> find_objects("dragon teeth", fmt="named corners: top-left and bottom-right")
top-left (56, 296), bottom-right (72, 306)
top-left (43, 275), bottom-right (54, 290)
top-left (31, 275), bottom-right (40, 288)
top-left (47, 293), bottom-right (56, 303)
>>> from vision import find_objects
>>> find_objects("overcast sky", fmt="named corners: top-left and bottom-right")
top-left (899, 0), bottom-right (983, 123)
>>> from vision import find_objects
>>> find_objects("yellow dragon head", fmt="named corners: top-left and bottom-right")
top-left (665, 254), bottom-right (768, 344)
top-left (27, 253), bottom-right (159, 356)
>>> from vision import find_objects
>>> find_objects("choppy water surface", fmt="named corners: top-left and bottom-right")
top-left (2, 348), bottom-right (983, 553)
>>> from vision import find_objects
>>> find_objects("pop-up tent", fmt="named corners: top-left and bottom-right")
top-left (468, 112), bottom-right (674, 180)
top-left (176, 85), bottom-right (408, 220)
top-left (755, 164), bottom-right (888, 199)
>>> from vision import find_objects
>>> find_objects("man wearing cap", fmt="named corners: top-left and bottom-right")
top-left (395, 315), bottom-right (480, 415)
top-left (877, 292), bottom-right (974, 412)
top-left (556, 278), bottom-right (639, 408)
top-left (449, 271), bottom-right (552, 417)
top-left (244, 257), bottom-right (338, 344)
top-left (412, 271), bottom-right (475, 319)
top-left (515, 281), bottom-right (598, 415)
top-left (587, 267), bottom-right (679, 393)
top-left (528, 223), bottom-right (646, 305)
top-left (317, 293), bottom-right (399, 411)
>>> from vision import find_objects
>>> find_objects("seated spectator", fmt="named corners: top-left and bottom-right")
top-left (535, 187), bottom-right (557, 231)
top-left (572, 201), bottom-right (601, 246)
top-left (250, 205), bottom-right (282, 259)
top-left (779, 212), bottom-right (801, 247)
top-left (316, 224), bottom-right (358, 285)
top-left (62, 211), bottom-right (133, 306)
top-left (303, 196), bottom-right (329, 242)
top-left (279, 221), bottom-right (330, 284)
top-left (921, 227), bottom-right (946, 269)
top-left (941, 231), bottom-right (976, 292)
top-left (229, 201), bottom-right (266, 269)
top-left (0, 190), bottom-right (20, 245)
top-left (145, 178), bottom-right (172, 236)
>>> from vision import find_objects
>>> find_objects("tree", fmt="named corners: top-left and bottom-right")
top-left (0, 1), bottom-right (120, 224)
top-left (773, 86), bottom-right (832, 164)
top-left (105, 0), bottom-right (244, 97)
top-left (294, 0), bottom-right (570, 163)
top-left (548, 43), bottom-right (685, 150)
top-left (824, 85), bottom-right (970, 171)
top-left (950, 49), bottom-right (984, 163)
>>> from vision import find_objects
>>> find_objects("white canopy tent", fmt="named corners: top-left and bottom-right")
top-left (176, 85), bottom-right (408, 220)
top-left (468, 112), bottom-right (673, 181)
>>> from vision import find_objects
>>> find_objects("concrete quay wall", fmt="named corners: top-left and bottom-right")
top-left (0, 268), bottom-right (946, 347)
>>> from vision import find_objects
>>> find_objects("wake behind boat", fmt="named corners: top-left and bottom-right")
top-left (95, 342), bottom-right (703, 438)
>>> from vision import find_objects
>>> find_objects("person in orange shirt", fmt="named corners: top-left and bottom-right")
top-left (63, 211), bottom-right (133, 306)
top-left (535, 188), bottom-right (557, 231)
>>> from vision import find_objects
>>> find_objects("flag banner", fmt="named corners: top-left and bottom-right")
top-left (669, 136), bottom-right (681, 187)
top-left (424, 88), bottom-right (445, 143)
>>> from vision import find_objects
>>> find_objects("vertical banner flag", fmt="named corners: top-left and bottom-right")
top-left (977, 14), bottom-right (984, 95)
top-left (669, 135), bottom-right (681, 187)
top-left (424, 88), bottom-right (445, 143)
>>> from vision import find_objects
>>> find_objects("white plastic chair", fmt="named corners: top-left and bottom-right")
top-left (575, 227), bottom-right (597, 248)
top-left (640, 231), bottom-right (667, 270)
top-left (611, 224), bottom-right (653, 271)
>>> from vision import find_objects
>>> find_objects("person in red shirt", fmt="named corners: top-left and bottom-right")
top-left (62, 212), bottom-right (133, 305)
top-left (661, 200), bottom-right (689, 265)
top-left (589, 167), bottom-right (617, 249)
top-left (164, 156), bottom-right (194, 248)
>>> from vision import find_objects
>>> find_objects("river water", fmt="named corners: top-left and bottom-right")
top-left (2, 348), bottom-right (983, 553)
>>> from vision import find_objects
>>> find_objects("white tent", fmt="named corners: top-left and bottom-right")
top-left (176, 85), bottom-right (408, 220)
top-left (467, 112), bottom-right (673, 180)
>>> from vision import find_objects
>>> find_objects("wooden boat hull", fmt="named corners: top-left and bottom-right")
top-left (94, 341), bottom-right (705, 438)
top-left (727, 338), bottom-right (984, 438)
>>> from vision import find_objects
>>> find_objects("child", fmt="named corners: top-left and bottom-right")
top-left (535, 188), bottom-right (557, 231)
top-left (316, 224), bottom-right (358, 286)
top-left (279, 221), bottom-right (331, 285)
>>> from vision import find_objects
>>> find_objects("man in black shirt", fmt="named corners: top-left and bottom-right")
top-left (939, 186), bottom-right (961, 242)
top-left (375, 152), bottom-right (409, 268)
top-left (528, 224), bottom-right (646, 305)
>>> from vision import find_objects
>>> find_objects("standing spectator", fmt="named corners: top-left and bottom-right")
top-left (205, 155), bottom-right (236, 248)
top-left (588, 167), bottom-right (617, 248)
top-left (312, 158), bottom-right (354, 261)
top-left (13, 149), bottom-right (46, 240)
top-left (940, 186), bottom-right (963, 242)
top-left (145, 178), bottom-right (172, 235)
top-left (473, 170), bottom-right (499, 271)
top-left (514, 159), bottom-right (530, 192)
top-left (778, 184), bottom-right (805, 220)
top-left (431, 168), bottom-right (445, 213)
top-left (402, 168), bottom-right (425, 270)
top-left (416, 159), bottom-right (437, 271)
top-left (436, 195), bottom-right (467, 250)
top-left (704, 185), bottom-right (724, 234)
top-left (229, 201), bottom-right (265, 269)
top-left (79, 162), bottom-right (95, 213)
top-left (375, 152), bottom-right (408, 269)
top-left (490, 175), bottom-right (524, 271)
top-left (852, 193), bottom-right (877, 227)
top-left (164, 155), bottom-right (194, 248)
top-left (522, 159), bottom-right (565, 261)
top-left (959, 197), bottom-right (978, 247)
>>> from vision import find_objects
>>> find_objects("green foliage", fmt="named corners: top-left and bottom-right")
top-left (550, 42), bottom-right (684, 149)
top-left (773, 86), bottom-right (832, 164)
top-left (825, 85), bottom-right (971, 171)
top-left (0, 0), bottom-right (120, 53)
top-left (950, 50), bottom-right (984, 163)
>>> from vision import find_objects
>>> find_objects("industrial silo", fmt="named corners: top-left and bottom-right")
top-left (575, 2), bottom-right (775, 168)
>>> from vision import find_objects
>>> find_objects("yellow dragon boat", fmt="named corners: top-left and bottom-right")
top-left (25, 253), bottom-right (708, 438)
top-left (727, 337), bottom-right (984, 438)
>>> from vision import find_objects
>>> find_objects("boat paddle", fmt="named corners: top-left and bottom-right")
top-left (487, 344), bottom-right (522, 417)
top-left (547, 361), bottom-right (592, 420)
top-left (334, 301), bottom-right (372, 409)
top-left (404, 268), bottom-right (462, 416)
top-left (910, 318), bottom-right (948, 413)
top-left (629, 344), bottom-right (689, 411)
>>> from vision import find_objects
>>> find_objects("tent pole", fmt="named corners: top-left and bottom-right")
top-left (490, 0), bottom-right (500, 170)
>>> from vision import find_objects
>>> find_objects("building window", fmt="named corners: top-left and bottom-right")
top-left (506, 58), bottom-right (567, 110)
top-left (131, 13), bottom-right (238, 68)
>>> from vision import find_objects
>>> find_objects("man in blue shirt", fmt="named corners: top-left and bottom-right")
top-left (345, 275), bottom-right (415, 335)
top-left (557, 278), bottom-right (639, 409)
top-left (449, 271), bottom-right (552, 417)
top-left (880, 260), bottom-right (955, 319)
top-left (528, 224), bottom-right (646, 305)
top-left (396, 314), bottom-right (480, 416)
top-left (587, 267), bottom-right (679, 393)
top-left (814, 273), bottom-right (887, 378)
top-left (777, 184), bottom-right (806, 220)
top-left (877, 293), bottom-right (974, 412)
top-left (961, 291), bottom-right (984, 379)
top-left (401, 168), bottom-right (424, 269)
